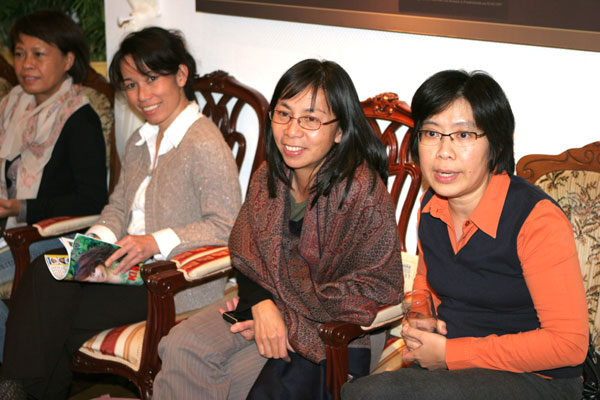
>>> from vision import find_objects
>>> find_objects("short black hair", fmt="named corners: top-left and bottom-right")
top-left (265, 59), bottom-right (388, 207)
top-left (10, 10), bottom-right (89, 84)
top-left (109, 27), bottom-right (197, 101)
top-left (409, 70), bottom-right (515, 175)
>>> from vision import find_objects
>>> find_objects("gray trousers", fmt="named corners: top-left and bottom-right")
top-left (341, 364), bottom-right (583, 400)
top-left (153, 300), bottom-right (267, 400)
top-left (154, 299), bottom-right (387, 399)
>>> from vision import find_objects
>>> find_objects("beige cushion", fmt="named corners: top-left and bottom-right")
top-left (83, 86), bottom-right (113, 169)
top-left (534, 170), bottom-right (600, 348)
top-left (0, 280), bottom-right (12, 299)
top-left (373, 337), bottom-right (408, 374)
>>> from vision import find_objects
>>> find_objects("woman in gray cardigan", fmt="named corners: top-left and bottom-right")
top-left (0, 27), bottom-right (241, 399)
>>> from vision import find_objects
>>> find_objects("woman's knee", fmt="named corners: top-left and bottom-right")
top-left (158, 305), bottom-right (223, 361)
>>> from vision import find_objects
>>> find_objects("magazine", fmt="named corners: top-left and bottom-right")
top-left (45, 233), bottom-right (143, 285)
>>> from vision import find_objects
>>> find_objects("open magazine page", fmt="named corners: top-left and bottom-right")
top-left (45, 233), bottom-right (143, 285)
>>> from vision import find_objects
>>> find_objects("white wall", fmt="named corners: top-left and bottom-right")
top-left (105, 0), bottom-right (600, 252)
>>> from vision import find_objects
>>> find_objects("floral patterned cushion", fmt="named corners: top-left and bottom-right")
top-left (534, 170), bottom-right (600, 348)
top-left (83, 86), bottom-right (114, 169)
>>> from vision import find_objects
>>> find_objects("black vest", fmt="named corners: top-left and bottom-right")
top-left (420, 175), bottom-right (582, 378)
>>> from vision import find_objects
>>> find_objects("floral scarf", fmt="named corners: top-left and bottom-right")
top-left (0, 77), bottom-right (89, 227)
top-left (230, 162), bottom-right (403, 363)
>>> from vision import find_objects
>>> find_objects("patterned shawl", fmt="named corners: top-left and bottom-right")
top-left (0, 77), bottom-right (89, 227)
top-left (230, 162), bottom-right (403, 363)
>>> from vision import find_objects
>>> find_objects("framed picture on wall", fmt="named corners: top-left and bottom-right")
top-left (195, 0), bottom-right (600, 52)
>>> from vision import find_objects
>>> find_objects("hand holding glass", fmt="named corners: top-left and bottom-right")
top-left (402, 289), bottom-right (437, 333)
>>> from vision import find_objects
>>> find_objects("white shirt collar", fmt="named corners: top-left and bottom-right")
top-left (135, 102), bottom-right (203, 148)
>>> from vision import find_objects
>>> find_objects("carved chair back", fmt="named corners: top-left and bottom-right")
top-left (194, 70), bottom-right (269, 179)
top-left (361, 92), bottom-right (421, 251)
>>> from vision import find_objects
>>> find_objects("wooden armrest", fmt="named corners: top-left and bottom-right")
top-left (319, 303), bottom-right (404, 400)
top-left (145, 254), bottom-right (232, 297)
top-left (140, 260), bottom-right (177, 281)
top-left (32, 215), bottom-right (100, 237)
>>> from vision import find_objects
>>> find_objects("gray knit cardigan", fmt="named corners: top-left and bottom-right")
top-left (96, 116), bottom-right (242, 258)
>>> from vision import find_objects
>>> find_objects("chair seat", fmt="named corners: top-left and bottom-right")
top-left (79, 308), bottom-right (201, 372)
top-left (77, 247), bottom-right (235, 372)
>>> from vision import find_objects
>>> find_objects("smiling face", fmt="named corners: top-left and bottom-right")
top-left (418, 97), bottom-right (491, 212)
top-left (13, 34), bottom-right (74, 105)
top-left (271, 87), bottom-right (342, 189)
top-left (120, 55), bottom-right (189, 133)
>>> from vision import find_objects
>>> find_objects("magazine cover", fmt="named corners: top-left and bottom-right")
top-left (45, 233), bottom-right (143, 285)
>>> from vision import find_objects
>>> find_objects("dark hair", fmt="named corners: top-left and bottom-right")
top-left (109, 27), bottom-right (197, 101)
top-left (409, 70), bottom-right (515, 175)
top-left (74, 245), bottom-right (114, 281)
top-left (265, 59), bottom-right (388, 207)
top-left (10, 10), bottom-right (89, 84)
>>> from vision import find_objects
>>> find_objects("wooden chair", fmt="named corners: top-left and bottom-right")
top-left (517, 142), bottom-right (600, 348)
top-left (315, 92), bottom-right (421, 399)
top-left (1, 66), bottom-right (118, 300)
top-left (69, 71), bottom-right (269, 400)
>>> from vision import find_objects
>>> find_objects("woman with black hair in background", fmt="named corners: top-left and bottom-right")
top-left (0, 27), bottom-right (241, 399)
top-left (154, 58), bottom-right (404, 399)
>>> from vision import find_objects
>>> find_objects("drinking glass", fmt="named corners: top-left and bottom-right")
top-left (402, 289), bottom-right (437, 333)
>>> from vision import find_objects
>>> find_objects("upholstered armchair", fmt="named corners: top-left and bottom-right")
top-left (0, 65), bottom-right (118, 300)
top-left (316, 93), bottom-right (422, 399)
top-left (69, 71), bottom-right (269, 400)
top-left (517, 141), bottom-right (600, 349)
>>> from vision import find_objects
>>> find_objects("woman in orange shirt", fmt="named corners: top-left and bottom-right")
top-left (342, 70), bottom-right (588, 399)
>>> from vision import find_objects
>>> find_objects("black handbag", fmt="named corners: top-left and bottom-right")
top-left (582, 337), bottom-right (600, 400)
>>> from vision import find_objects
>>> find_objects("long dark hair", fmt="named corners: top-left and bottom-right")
top-left (109, 27), bottom-right (197, 101)
top-left (10, 10), bottom-right (89, 84)
top-left (265, 59), bottom-right (387, 207)
top-left (409, 69), bottom-right (515, 175)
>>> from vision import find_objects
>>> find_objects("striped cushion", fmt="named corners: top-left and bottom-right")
top-left (171, 246), bottom-right (231, 281)
top-left (79, 309), bottom-right (199, 371)
top-left (33, 215), bottom-right (99, 237)
top-left (79, 247), bottom-right (233, 370)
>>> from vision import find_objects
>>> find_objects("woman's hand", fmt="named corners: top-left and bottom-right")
top-left (219, 297), bottom-right (258, 341)
top-left (401, 324), bottom-right (448, 370)
top-left (0, 199), bottom-right (20, 218)
top-left (106, 234), bottom-right (159, 274)
top-left (249, 299), bottom-right (291, 362)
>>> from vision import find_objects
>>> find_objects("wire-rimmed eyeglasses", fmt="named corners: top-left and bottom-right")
top-left (269, 110), bottom-right (338, 131)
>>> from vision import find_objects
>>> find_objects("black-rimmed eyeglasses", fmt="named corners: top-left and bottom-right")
top-left (418, 130), bottom-right (486, 147)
